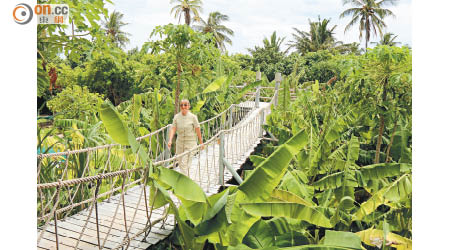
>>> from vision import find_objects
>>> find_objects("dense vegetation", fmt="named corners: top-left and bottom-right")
top-left (37, 0), bottom-right (411, 249)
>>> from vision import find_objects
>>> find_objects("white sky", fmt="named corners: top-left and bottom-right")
top-left (105, 0), bottom-right (412, 54)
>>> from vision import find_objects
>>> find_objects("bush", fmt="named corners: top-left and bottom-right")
top-left (47, 85), bottom-right (104, 121)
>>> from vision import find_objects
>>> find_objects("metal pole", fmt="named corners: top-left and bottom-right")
top-left (219, 132), bottom-right (224, 185)
top-left (222, 158), bottom-right (243, 184)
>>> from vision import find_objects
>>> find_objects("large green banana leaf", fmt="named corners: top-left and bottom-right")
top-left (99, 101), bottom-right (134, 146)
top-left (354, 173), bottom-right (412, 220)
top-left (149, 183), bottom-right (169, 209)
top-left (178, 198), bottom-right (208, 224)
top-left (240, 202), bottom-right (332, 228)
top-left (153, 182), bottom-right (204, 250)
top-left (312, 172), bottom-right (358, 190)
top-left (322, 230), bottom-right (361, 250)
top-left (242, 220), bottom-right (275, 248)
top-left (249, 155), bottom-right (266, 167)
top-left (238, 129), bottom-right (308, 201)
top-left (99, 100), bottom-right (150, 166)
top-left (242, 219), bottom-right (310, 248)
top-left (353, 192), bottom-right (385, 221)
top-left (274, 231), bottom-right (310, 247)
top-left (271, 189), bottom-right (314, 207)
top-left (195, 189), bottom-right (230, 236)
top-left (358, 163), bottom-right (411, 183)
top-left (390, 127), bottom-right (412, 164)
top-left (383, 174), bottom-right (412, 202)
top-left (313, 163), bottom-right (411, 190)
top-left (228, 191), bottom-right (260, 245)
top-left (131, 94), bottom-right (142, 125)
top-left (156, 166), bottom-right (206, 203)
top-left (236, 80), bottom-right (263, 99)
top-left (346, 136), bottom-right (359, 164)
top-left (203, 76), bottom-right (227, 94)
top-left (278, 170), bottom-right (314, 202)
top-left (229, 131), bottom-right (308, 245)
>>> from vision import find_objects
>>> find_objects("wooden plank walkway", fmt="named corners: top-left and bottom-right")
top-left (37, 102), bottom-right (271, 250)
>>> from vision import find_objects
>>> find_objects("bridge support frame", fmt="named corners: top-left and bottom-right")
top-left (274, 72), bottom-right (282, 106)
top-left (222, 158), bottom-right (243, 184)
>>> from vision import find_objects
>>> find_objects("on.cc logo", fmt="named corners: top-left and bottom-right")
top-left (13, 3), bottom-right (33, 25)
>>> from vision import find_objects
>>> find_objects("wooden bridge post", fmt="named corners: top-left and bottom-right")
top-left (255, 71), bottom-right (261, 108)
top-left (218, 132), bottom-right (225, 185)
top-left (256, 71), bottom-right (261, 81)
top-left (274, 72), bottom-right (282, 106)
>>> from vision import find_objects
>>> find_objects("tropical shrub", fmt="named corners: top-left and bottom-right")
top-left (47, 85), bottom-right (104, 121)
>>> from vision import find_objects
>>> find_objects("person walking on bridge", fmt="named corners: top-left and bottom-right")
top-left (168, 99), bottom-right (204, 176)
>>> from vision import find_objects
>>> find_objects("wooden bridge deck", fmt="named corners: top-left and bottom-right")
top-left (37, 102), bottom-right (271, 250)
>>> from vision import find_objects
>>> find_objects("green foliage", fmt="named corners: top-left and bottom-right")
top-left (47, 85), bottom-right (103, 121)
top-left (239, 130), bottom-right (308, 201)
top-left (296, 50), bottom-right (341, 85)
top-left (148, 24), bottom-right (220, 113)
top-left (241, 202), bottom-right (332, 228)
top-left (82, 51), bottom-right (136, 105)
top-left (247, 32), bottom-right (296, 81)
top-left (251, 45), bottom-right (412, 248)
top-left (37, 0), bottom-right (112, 91)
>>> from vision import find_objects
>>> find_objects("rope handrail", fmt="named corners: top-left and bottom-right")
top-left (38, 88), bottom-right (278, 186)
top-left (37, 168), bottom-right (141, 190)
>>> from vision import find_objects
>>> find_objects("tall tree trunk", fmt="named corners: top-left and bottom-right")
top-left (385, 118), bottom-right (398, 163)
top-left (375, 77), bottom-right (388, 163)
top-left (175, 61), bottom-right (181, 114)
top-left (365, 22), bottom-right (369, 51)
top-left (184, 9), bottom-right (191, 26)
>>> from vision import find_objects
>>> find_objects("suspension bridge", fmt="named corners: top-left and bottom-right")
top-left (37, 76), bottom-right (295, 250)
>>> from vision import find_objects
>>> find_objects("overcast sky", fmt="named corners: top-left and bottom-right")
top-left (105, 0), bottom-right (411, 54)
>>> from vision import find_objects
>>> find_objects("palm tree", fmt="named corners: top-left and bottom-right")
top-left (193, 11), bottom-right (234, 51)
top-left (340, 0), bottom-right (398, 50)
top-left (262, 31), bottom-right (286, 54)
top-left (103, 10), bottom-right (130, 48)
top-left (170, 0), bottom-right (203, 26)
top-left (371, 32), bottom-right (400, 46)
top-left (288, 17), bottom-right (339, 55)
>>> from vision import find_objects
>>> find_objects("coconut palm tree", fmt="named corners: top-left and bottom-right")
top-left (371, 32), bottom-right (401, 46)
top-left (262, 31), bottom-right (286, 54)
top-left (103, 10), bottom-right (130, 48)
top-left (288, 17), bottom-right (339, 55)
top-left (170, 0), bottom-right (203, 26)
top-left (340, 0), bottom-right (398, 50)
top-left (193, 11), bottom-right (234, 51)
